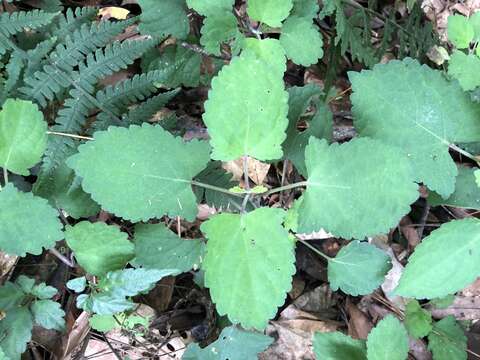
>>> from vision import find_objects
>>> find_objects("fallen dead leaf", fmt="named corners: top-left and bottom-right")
top-left (0, 252), bottom-right (17, 281)
top-left (222, 156), bottom-right (270, 185)
top-left (346, 298), bottom-right (373, 339)
top-left (56, 311), bottom-right (91, 360)
top-left (260, 285), bottom-right (340, 359)
top-left (430, 296), bottom-right (480, 321)
top-left (98, 6), bottom-right (130, 20)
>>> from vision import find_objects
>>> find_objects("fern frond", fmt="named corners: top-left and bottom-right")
top-left (76, 38), bottom-right (158, 93)
top-left (95, 70), bottom-right (171, 112)
top-left (95, 88), bottom-right (180, 131)
top-left (21, 19), bottom-right (135, 106)
top-left (55, 89), bottom-right (96, 133)
top-left (2, 52), bottom-right (23, 99)
top-left (36, 135), bottom-right (76, 191)
top-left (0, 33), bottom-right (9, 55)
top-left (21, 65), bottom-right (71, 106)
top-left (50, 7), bottom-right (97, 42)
top-left (125, 90), bottom-right (180, 125)
top-left (50, 18), bottom-right (135, 71)
top-left (0, 10), bottom-right (57, 37)
top-left (24, 38), bottom-right (58, 77)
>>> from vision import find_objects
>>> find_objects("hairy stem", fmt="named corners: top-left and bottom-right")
top-left (191, 180), bottom-right (244, 198)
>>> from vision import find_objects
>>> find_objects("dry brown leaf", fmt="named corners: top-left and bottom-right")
top-left (0, 252), bottom-right (17, 281)
top-left (56, 311), bottom-right (91, 359)
top-left (260, 316), bottom-right (338, 360)
top-left (222, 156), bottom-right (270, 185)
top-left (346, 299), bottom-right (373, 339)
top-left (400, 216), bottom-right (421, 248)
top-left (430, 296), bottom-right (480, 321)
top-left (98, 6), bottom-right (130, 20)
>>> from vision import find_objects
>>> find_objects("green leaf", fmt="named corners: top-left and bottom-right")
top-left (395, 218), bottom-right (480, 299)
top-left (428, 316), bottom-right (467, 360)
top-left (242, 38), bottom-right (286, 78)
top-left (138, 0), bottom-right (189, 40)
top-left (0, 99), bottom-right (47, 175)
top-left (0, 347), bottom-right (7, 360)
top-left (65, 221), bottom-right (134, 276)
top-left (15, 276), bottom-right (35, 294)
top-left (291, 0), bottom-right (319, 19)
top-left (98, 268), bottom-right (179, 298)
top-left (33, 144), bottom-right (100, 219)
top-left (476, 169), bottom-right (480, 187)
top-left (203, 50), bottom-right (288, 161)
top-left (313, 331), bottom-right (367, 360)
top-left (83, 293), bottom-right (135, 315)
top-left (83, 268), bottom-right (178, 315)
top-left (133, 223), bottom-right (204, 273)
top-left (0, 307), bottom-right (33, 359)
top-left (448, 51), bottom-right (480, 91)
top-left (201, 207), bottom-right (296, 329)
top-left (0, 184), bottom-right (63, 256)
top-left (428, 166), bottom-right (480, 210)
top-left (469, 12), bottom-right (480, 41)
top-left (31, 299), bottom-right (65, 331)
top-left (187, 0), bottom-right (234, 16)
top-left (366, 315), bottom-right (409, 360)
top-left (200, 12), bottom-right (238, 56)
top-left (404, 299), bottom-right (432, 339)
top-left (67, 124), bottom-right (210, 222)
top-left (297, 138), bottom-right (418, 238)
top-left (31, 283), bottom-right (57, 300)
top-left (145, 45), bottom-right (202, 88)
top-left (0, 282), bottom-right (24, 312)
top-left (247, 0), bottom-right (293, 27)
top-left (284, 94), bottom-right (333, 176)
top-left (183, 326), bottom-right (273, 359)
top-left (349, 58), bottom-right (480, 198)
top-left (447, 15), bottom-right (474, 48)
top-left (328, 241), bottom-right (391, 296)
top-left (280, 16), bottom-right (323, 66)
top-left (89, 314), bottom-right (118, 332)
top-left (66, 277), bottom-right (87, 293)
top-left (430, 294), bottom-right (455, 309)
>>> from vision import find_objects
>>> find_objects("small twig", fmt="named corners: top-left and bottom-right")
top-left (102, 334), bottom-right (123, 360)
top-left (328, 86), bottom-right (352, 103)
top-left (47, 131), bottom-right (93, 141)
top-left (49, 248), bottom-right (75, 268)
top-left (261, 181), bottom-right (308, 197)
top-left (176, 216), bottom-right (181, 237)
top-left (3, 167), bottom-right (8, 185)
top-left (279, 160), bottom-right (288, 205)
top-left (179, 41), bottom-right (229, 60)
top-left (449, 143), bottom-right (480, 165)
top-left (417, 202), bottom-right (430, 239)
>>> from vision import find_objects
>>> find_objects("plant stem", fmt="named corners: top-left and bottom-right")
top-left (241, 156), bottom-right (251, 212)
top-left (261, 181), bottom-right (308, 197)
top-left (296, 238), bottom-right (332, 261)
top-left (449, 143), bottom-right (480, 165)
top-left (3, 167), bottom-right (8, 187)
top-left (191, 180), bottom-right (244, 198)
top-left (47, 131), bottom-right (93, 141)
top-left (49, 248), bottom-right (75, 267)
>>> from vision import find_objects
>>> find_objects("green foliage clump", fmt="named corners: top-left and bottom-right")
top-left (0, 1), bottom-right (474, 359)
